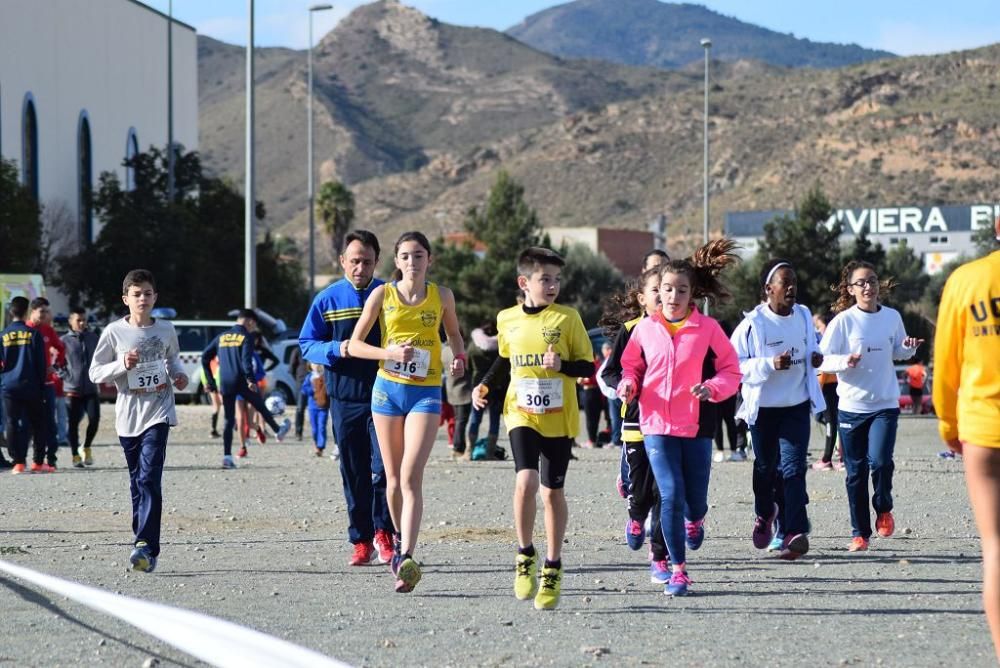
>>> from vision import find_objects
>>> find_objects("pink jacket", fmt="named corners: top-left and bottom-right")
top-left (619, 309), bottom-right (741, 437)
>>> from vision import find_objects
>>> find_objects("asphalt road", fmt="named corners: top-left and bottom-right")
top-left (0, 406), bottom-right (993, 667)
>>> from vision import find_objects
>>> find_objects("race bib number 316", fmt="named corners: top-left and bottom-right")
top-left (516, 378), bottom-right (563, 415)
top-left (127, 360), bottom-right (168, 393)
top-left (385, 347), bottom-right (431, 382)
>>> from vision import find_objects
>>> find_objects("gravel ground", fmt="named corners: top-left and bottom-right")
top-left (0, 406), bottom-right (993, 667)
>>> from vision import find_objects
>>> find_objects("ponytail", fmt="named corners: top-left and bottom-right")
top-left (660, 238), bottom-right (740, 306)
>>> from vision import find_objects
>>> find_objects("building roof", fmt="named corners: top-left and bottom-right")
top-left (127, 0), bottom-right (197, 33)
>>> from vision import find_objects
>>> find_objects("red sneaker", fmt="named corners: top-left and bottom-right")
top-left (255, 426), bottom-right (266, 445)
top-left (348, 542), bottom-right (376, 566)
top-left (30, 462), bottom-right (56, 473)
top-left (848, 536), bottom-right (869, 552)
top-left (875, 511), bottom-right (895, 538)
top-left (237, 446), bottom-right (249, 459)
top-left (11, 463), bottom-right (26, 475)
top-left (374, 529), bottom-right (394, 564)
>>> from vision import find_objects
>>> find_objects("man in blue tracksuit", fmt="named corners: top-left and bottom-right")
top-left (300, 230), bottom-right (395, 566)
top-left (1, 296), bottom-right (47, 472)
top-left (202, 309), bottom-right (290, 469)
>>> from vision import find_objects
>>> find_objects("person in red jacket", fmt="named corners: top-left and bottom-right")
top-left (27, 297), bottom-right (66, 468)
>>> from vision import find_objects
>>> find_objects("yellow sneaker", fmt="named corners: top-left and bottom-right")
top-left (514, 553), bottom-right (538, 600)
top-left (82, 448), bottom-right (94, 466)
top-left (533, 565), bottom-right (563, 610)
top-left (72, 455), bottom-right (84, 468)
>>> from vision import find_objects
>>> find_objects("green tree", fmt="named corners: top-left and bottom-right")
top-left (846, 228), bottom-right (886, 269)
top-left (55, 147), bottom-right (306, 322)
top-left (555, 242), bottom-right (625, 328)
top-left (881, 240), bottom-right (928, 308)
top-left (0, 157), bottom-right (43, 273)
top-left (316, 180), bottom-right (355, 257)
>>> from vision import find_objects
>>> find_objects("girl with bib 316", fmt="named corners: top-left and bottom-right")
top-left (349, 231), bottom-right (466, 593)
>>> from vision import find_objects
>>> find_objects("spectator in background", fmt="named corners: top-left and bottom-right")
top-left (1, 296), bottom-right (48, 472)
top-left (905, 358), bottom-right (927, 415)
top-left (62, 308), bottom-right (101, 467)
top-left (289, 344), bottom-right (310, 441)
top-left (27, 297), bottom-right (66, 468)
top-left (443, 340), bottom-right (473, 459)
top-left (467, 323), bottom-right (505, 457)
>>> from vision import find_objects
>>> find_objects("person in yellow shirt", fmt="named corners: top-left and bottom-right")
top-left (472, 247), bottom-right (594, 610)
top-left (349, 231), bottom-right (465, 594)
top-left (934, 217), bottom-right (1000, 662)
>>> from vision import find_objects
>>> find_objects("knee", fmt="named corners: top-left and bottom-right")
top-left (515, 476), bottom-right (539, 499)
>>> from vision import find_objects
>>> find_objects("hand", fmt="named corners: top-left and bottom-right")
top-left (617, 379), bottom-right (636, 403)
top-left (124, 349), bottom-right (140, 370)
top-left (247, 380), bottom-right (258, 393)
top-left (386, 343), bottom-right (414, 364)
top-left (472, 384), bottom-right (489, 410)
top-left (450, 356), bottom-right (465, 378)
top-left (773, 350), bottom-right (792, 370)
top-left (690, 383), bottom-right (711, 401)
top-left (847, 353), bottom-right (862, 368)
top-left (903, 337), bottom-right (925, 349)
top-left (340, 340), bottom-right (350, 358)
top-left (945, 438), bottom-right (963, 455)
top-left (173, 373), bottom-right (189, 391)
top-left (206, 384), bottom-right (218, 394)
top-left (542, 344), bottom-right (561, 372)
top-left (811, 351), bottom-right (824, 368)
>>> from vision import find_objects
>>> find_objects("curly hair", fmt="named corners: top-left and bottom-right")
top-left (660, 238), bottom-right (741, 306)
top-left (599, 268), bottom-right (660, 337)
top-left (830, 260), bottom-right (898, 313)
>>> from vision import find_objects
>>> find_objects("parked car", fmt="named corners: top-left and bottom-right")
top-left (264, 333), bottom-right (302, 407)
top-left (897, 376), bottom-right (934, 415)
top-left (587, 327), bottom-right (607, 357)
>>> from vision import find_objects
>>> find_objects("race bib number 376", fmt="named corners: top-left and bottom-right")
top-left (127, 360), bottom-right (168, 393)
top-left (516, 378), bottom-right (564, 415)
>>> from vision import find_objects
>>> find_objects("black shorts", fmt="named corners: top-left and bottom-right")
top-left (510, 427), bottom-right (572, 490)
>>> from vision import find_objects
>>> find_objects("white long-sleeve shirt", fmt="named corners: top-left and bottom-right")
top-left (818, 304), bottom-right (916, 413)
top-left (89, 317), bottom-right (184, 437)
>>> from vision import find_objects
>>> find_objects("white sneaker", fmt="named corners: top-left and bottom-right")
top-left (330, 445), bottom-right (341, 460)
top-left (222, 455), bottom-right (236, 469)
top-left (712, 451), bottom-right (725, 463)
top-left (730, 450), bottom-right (748, 462)
top-left (274, 418), bottom-right (291, 443)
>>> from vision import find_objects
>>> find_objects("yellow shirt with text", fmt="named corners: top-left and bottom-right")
top-left (498, 303), bottom-right (592, 438)
top-left (378, 282), bottom-right (443, 388)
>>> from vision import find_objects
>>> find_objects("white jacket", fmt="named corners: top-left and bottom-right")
top-left (731, 303), bottom-right (826, 426)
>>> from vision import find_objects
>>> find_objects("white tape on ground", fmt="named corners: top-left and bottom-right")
top-left (0, 559), bottom-right (350, 668)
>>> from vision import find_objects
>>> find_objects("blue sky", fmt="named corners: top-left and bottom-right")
top-left (146, 0), bottom-right (1000, 56)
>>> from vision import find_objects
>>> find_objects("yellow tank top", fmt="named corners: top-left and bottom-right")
top-left (378, 281), bottom-right (443, 387)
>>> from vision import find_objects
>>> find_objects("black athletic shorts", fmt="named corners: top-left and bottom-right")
top-left (510, 427), bottom-right (572, 489)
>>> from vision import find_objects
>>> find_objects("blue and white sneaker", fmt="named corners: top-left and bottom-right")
top-left (129, 541), bottom-right (157, 573)
top-left (685, 518), bottom-right (705, 551)
top-left (222, 455), bottom-right (236, 469)
top-left (274, 419), bottom-right (291, 443)
top-left (766, 535), bottom-right (784, 552)
top-left (649, 559), bottom-right (670, 584)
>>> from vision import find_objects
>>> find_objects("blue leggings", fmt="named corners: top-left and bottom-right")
top-left (643, 435), bottom-right (712, 567)
top-left (309, 407), bottom-right (329, 449)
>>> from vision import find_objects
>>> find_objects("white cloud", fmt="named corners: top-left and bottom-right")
top-left (875, 20), bottom-right (999, 56)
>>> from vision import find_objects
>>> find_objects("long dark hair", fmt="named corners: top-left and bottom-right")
top-left (599, 267), bottom-right (660, 337)
top-left (659, 238), bottom-right (740, 306)
top-left (391, 231), bottom-right (432, 281)
top-left (830, 260), bottom-right (898, 313)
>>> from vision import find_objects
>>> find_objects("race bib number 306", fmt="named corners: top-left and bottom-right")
top-left (516, 378), bottom-right (564, 415)
top-left (385, 347), bottom-right (431, 382)
top-left (127, 360), bottom-right (168, 393)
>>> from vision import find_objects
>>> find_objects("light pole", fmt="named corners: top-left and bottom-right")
top-left (167, 0), bottom-right (174, 202)
top-left (700, 37), bottom-right (711, 314)
top-left (245, 0), bottom-right (256, 308)
top-left (308, 4), bottom-right (333, 299)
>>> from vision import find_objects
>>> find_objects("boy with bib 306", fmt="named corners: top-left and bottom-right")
top-left (473, 247), bottom-right (595, 610)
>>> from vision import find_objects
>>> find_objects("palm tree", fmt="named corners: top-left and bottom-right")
top-left (316, 180), bottom-right (355, 257)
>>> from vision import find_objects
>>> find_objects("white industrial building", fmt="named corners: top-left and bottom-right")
top-left (0, 0), bottom-right (198, 254)
top-left (726, 204), bottom-right (1000, 273)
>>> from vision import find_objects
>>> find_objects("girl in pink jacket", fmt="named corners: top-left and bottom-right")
top-left (618, 240), bottom-right (742, 596)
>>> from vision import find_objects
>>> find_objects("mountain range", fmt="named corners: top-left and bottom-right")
top-left (196, 0), bottom-right (999, 271)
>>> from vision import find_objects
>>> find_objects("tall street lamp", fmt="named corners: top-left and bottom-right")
top-left (245, 0), bottom-right (256, 308)
top-left (700, 37), bottom-right (711, 314)
top-left (308, 4), bottom-right (333, 298)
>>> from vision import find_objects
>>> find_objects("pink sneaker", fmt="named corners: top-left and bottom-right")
top-left (811, 460), bottom-right (833, 471)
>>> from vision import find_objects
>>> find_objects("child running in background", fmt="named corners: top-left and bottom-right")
top-left (301, 363), bottom-right (336, 459)
top-left (617, 240), bottom-right (741, 596)
top-left (819, 260), bottom-right (923, 552)
top-left (731, 259), bottom-right (826, 561)
top-left (348, 231), bottom-right (465, 593)
top-left (473, 247), bottom-right (594, 610)
top-left (600, 267), bottom-right (670, 584)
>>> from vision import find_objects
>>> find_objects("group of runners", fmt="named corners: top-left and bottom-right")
top-left (2, 219), bottom-right (998, 656)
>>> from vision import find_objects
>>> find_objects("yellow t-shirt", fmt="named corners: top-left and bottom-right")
top-left (933, 250), bottom-right (1000, 447)
top-left (659, 311), bottom-right (691, 337)
top-left (377, 281), bottom-right (443, 388)
top-left (498, 303), bottom-right (592, 438)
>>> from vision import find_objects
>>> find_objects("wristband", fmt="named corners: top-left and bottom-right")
top-left (454, 353), bottom-right (467, 363)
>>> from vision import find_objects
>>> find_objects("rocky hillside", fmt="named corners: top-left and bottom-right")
top-left (507, 0), bottom-right (894, 69)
